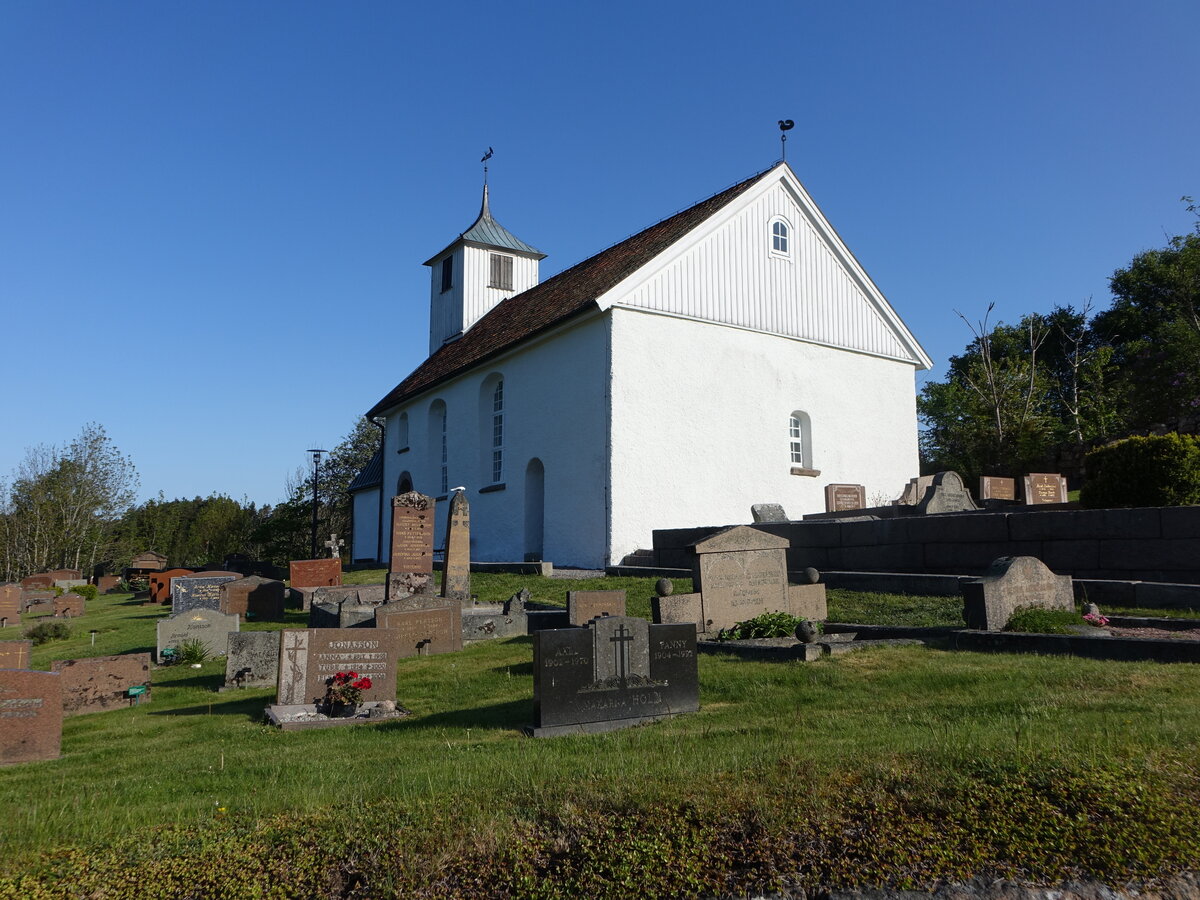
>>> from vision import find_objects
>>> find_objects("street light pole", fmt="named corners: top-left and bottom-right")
top-left (307, 448), bottom-right (326, 559)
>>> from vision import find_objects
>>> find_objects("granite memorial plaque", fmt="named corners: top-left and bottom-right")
top-left (376, 603), bottom-right (463, 657)
top-left (1023, 473), bottom-right (1068, 505)
top-left (388, 492), bottom-right (435, 599)
top-left (289, 558), bottom-right (343, 589)
top-left (220, 576), bottom-right (286, 621)
top-left (0, 584), bottom-right (21, 624)
top-left (171, 575), bottom-right (239, 615)
top-left (440, 490), bottom-right (471, 603)
top-left (691, 526), bottom-right (790, 633)
top-left (962, 556), bottom-right (1074, 631)
top-left (914, 471), bottom-right (979, 514)
top-left (0, 640), bottom-right (32, 669)
top-left (567, 590), bottom-right (627, 627)
top-left (156, 608), bottom-right (239, 661)
top-left (0, 669), bottom-right (62, 765)
top-left (824, 483), bottom-right (866, 512)
top-left (530, 616), bottom-right (699, 737)
top-left (980, 476), bottom-right (1017, 501)
top-left (276, 628), bottom-right (402, 706)
top-left (53, 594), bottom-right (85, 618)
top-left (224, 632), bottom-right (280, 689)
top-left (50, 653), bottom-right (152, 715)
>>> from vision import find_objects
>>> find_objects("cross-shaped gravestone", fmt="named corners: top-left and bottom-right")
top-left (324, 534), bottom-right (345, 558)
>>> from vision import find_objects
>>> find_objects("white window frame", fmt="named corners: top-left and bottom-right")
top-left (769, 216), bottom-right (792, 259)
top-left (789, 410), bottom-right (812, 468)
top-left (490, 379), bottom-right (504, 483)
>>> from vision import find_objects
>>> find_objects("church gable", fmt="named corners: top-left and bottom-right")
top-left (595, 165), bottom-right (931, 368)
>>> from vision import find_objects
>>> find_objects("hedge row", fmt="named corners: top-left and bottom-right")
top-left (1082, 433), bottom-right (1200, 508)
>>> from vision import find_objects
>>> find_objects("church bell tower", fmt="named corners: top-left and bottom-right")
top-left (424, 185), bottom-right (545, 356)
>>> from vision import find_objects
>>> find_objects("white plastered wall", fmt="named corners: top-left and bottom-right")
top-left (607, 307), bottom-right (920, 563)
top-left (379, 313), bottom-right (612, 568)
top-left (350, 488), bottom-right (381, 562)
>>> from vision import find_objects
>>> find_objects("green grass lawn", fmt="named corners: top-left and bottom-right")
top-left (2, 578), bottom-right (1199, 898)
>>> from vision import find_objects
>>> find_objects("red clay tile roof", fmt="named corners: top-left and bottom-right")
top-left (366, 166), bottom-right (771, 418)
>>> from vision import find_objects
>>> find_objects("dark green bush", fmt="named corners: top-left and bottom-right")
top-left (70, 584), bottom-right (98, 602)
top-left (1082, 433), bottom-right (1200, 508)
top-left (1004, 607), bottom-right (1084, 634)
top-left (24, 621), bottom-right (71, 645)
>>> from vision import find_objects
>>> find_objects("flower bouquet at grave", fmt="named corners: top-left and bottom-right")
top-left (1083, 612), bottom-right (1110, 628)
top-left (323, 671), bottom-right (372, 716)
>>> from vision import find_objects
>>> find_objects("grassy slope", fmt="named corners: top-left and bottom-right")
top-left (1, 577), bottom-right (1199, 897)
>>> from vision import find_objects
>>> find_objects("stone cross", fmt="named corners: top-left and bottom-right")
top-left (325, 534), bottom-right (345, 558)
top-left (609, 623), bottom-right (633, 682)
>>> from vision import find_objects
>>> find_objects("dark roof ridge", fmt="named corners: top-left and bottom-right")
top-left (366, 163), bottom-right (777, 418)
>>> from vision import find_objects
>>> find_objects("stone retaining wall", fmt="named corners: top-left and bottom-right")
top-left (653, 506), bottom-right (1200, 584)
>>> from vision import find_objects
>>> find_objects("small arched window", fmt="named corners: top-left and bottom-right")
top-left (789, 411), bottom-right (812, 468)
top-left (770, 217), bottom-right (791, 258)
top-left (396, 412), bottom-right (409, 452)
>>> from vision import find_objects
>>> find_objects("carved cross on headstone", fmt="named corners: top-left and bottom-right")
top-left (324, 533), bottom-right (345, 558)
top-left (610, 623), bottom-right (634, 683)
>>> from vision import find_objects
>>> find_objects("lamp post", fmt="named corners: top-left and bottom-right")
top-left (307, 448), bottom-right (326, 559)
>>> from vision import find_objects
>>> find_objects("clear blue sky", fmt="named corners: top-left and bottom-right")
top-left (2, 1), bottom-right (1196, 506)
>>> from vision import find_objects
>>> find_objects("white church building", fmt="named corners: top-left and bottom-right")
top-left (349, 161), bottom-right (932, 569)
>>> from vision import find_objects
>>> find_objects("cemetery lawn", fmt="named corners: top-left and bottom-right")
top-left (3, 582), bottom-right (1200, 898)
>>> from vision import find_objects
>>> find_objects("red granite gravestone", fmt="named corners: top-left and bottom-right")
top-left (289, 559), bottom-right (342, 589)
top-left (96, 575), bottom-right (122, 594)
top-left (1023, 473), bottom-right (1068, 505)
top-left (0, 669), bottom-right (62, 765)
top-left (823, 483), bottom-right (866, 512)
top-left (20, 574), bottom-right (54, 591)
top-left (53, 595), bottom-right (85, 618)
top-left (45, 569), bottom-right (82, 582)
top-left (0, 584), bottom-right (21, 624)
top-left (388, 492), bottom-right (435, 599)
top-left (50, 653), bottom-right (152, 715)
top-left (567, 590), bottom-right (627, 626)
top-left (0, 640), bottom-right (33, 669)
top-left (980, 476), bottom-right (1017, 501)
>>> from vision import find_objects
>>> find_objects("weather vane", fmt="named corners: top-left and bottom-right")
top-left (481, 146), bottom-right (493, 184)
top-left (778, 120), bottom-right (794, 160)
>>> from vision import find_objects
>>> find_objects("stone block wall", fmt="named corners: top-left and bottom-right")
top-left (653, 506), bottom-right (1200, 584)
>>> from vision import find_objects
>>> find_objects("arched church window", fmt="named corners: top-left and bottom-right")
top-left (428, 401), bottom-right (448, 496)
top-left (397, 412), bottom-right (409, 452)
top-left (770, 217), bottom-right (791, 257)
top-left (789, 411), bottom-right (812, 468)
top-left (397, 472), bottom-right (413, 494)
top-left (479, 373), bottom-right (505, 485)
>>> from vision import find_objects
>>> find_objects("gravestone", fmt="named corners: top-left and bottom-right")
top-left (130, 551), bottom-right (168, 571)
top-left (24, 598), bottom-right (56, 616)
top-left (376, 603), bottom-right (464, 657)
top-left (289, 558), bottom-right (342, 589)
top-left (530, 616), bottom-right (699, 737)
top-left (824, 484), bottom-right (866, 512)
top-left (388, 492), bottom-right (436, 600)
top-left (150, 569), bottom-right (194, 603)
top-left (324, 533), bottom-right (345, 558)
top-left (220, 576), bottom-right (286, 621)
top-left (0, 669), bottom-right (62, 765)
top-left (53, 594), bottom-right (85, 618)
top-left (54, 579), bottom-right (86, 592)
top-left (20, 574), bottom-right (54, 590)
top-left (50, 653), bottom-right (152, 715)
top-left (440, 490), bottom-right (471, 603)
top-left (0, 584), bottom-right (21, 624)
top-left (980, 476), bottom-right (1017, 501)
top-left (46, 569), bottom-right (82, 581)
top-left (898, 474), bottom-right (935, 506)
top-left (962, 556), bottom-right (1074, 631)
top-left (276, 628), bottom-right (402, 706)
top-left (462, 588), bottom-right (531, 641)
top-left (156, 608), bottom-right (239, 661)
top-left (914, 471), bottom-right (979, 514)
top-left (96, 575), bottom-right (122, 594)
top-left (750, 503), bottom-right (788, 523)
top-left (567, 590), bottom-right (627, 627)
top-left (1024, 473), bottom-right (1068, 505)
top-left (0, 640), bottom-right (33, 669)
top-left (224, 632), bottom-right (280, 689)
top-left (171, 574), bottom-right (239, 615)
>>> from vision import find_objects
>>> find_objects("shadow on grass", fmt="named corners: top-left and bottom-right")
top-left (380, 698), bottom-right (529, 732)
top-left (491, 660), bottom-right (534, 676)
top-left (149, 693), bottom-right (268, 719)
top-left (153, 671), bottom-right (227, 691)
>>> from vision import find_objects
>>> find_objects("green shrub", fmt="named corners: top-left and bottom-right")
top-left (50, 585), bottom-right (64, 597)
top-left (23, 621), bottom-right (71, 645)
top-left (1003, 606), bottom-right (1085, 634)
top-left (716, 610), bottom-right (821, 640)
top-left (70, 584), bottom-right (98, 602)
top-left (1082, 432), bottom-right (1200, 508)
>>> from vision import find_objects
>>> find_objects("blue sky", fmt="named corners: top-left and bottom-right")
top-left (2, 1), bottom-right (1196, 506)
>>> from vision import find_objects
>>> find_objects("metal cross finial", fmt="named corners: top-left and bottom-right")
top-left (325, 533), bottom-right (344, 557)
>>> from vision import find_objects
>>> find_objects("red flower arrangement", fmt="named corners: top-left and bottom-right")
top-left (324, 670), bottom-right (373, 707)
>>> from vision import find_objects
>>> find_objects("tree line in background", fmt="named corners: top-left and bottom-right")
top-left (919, 204), bottom-right (1200, 487)
top-left (0, 418), bottom-right (380, 582)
